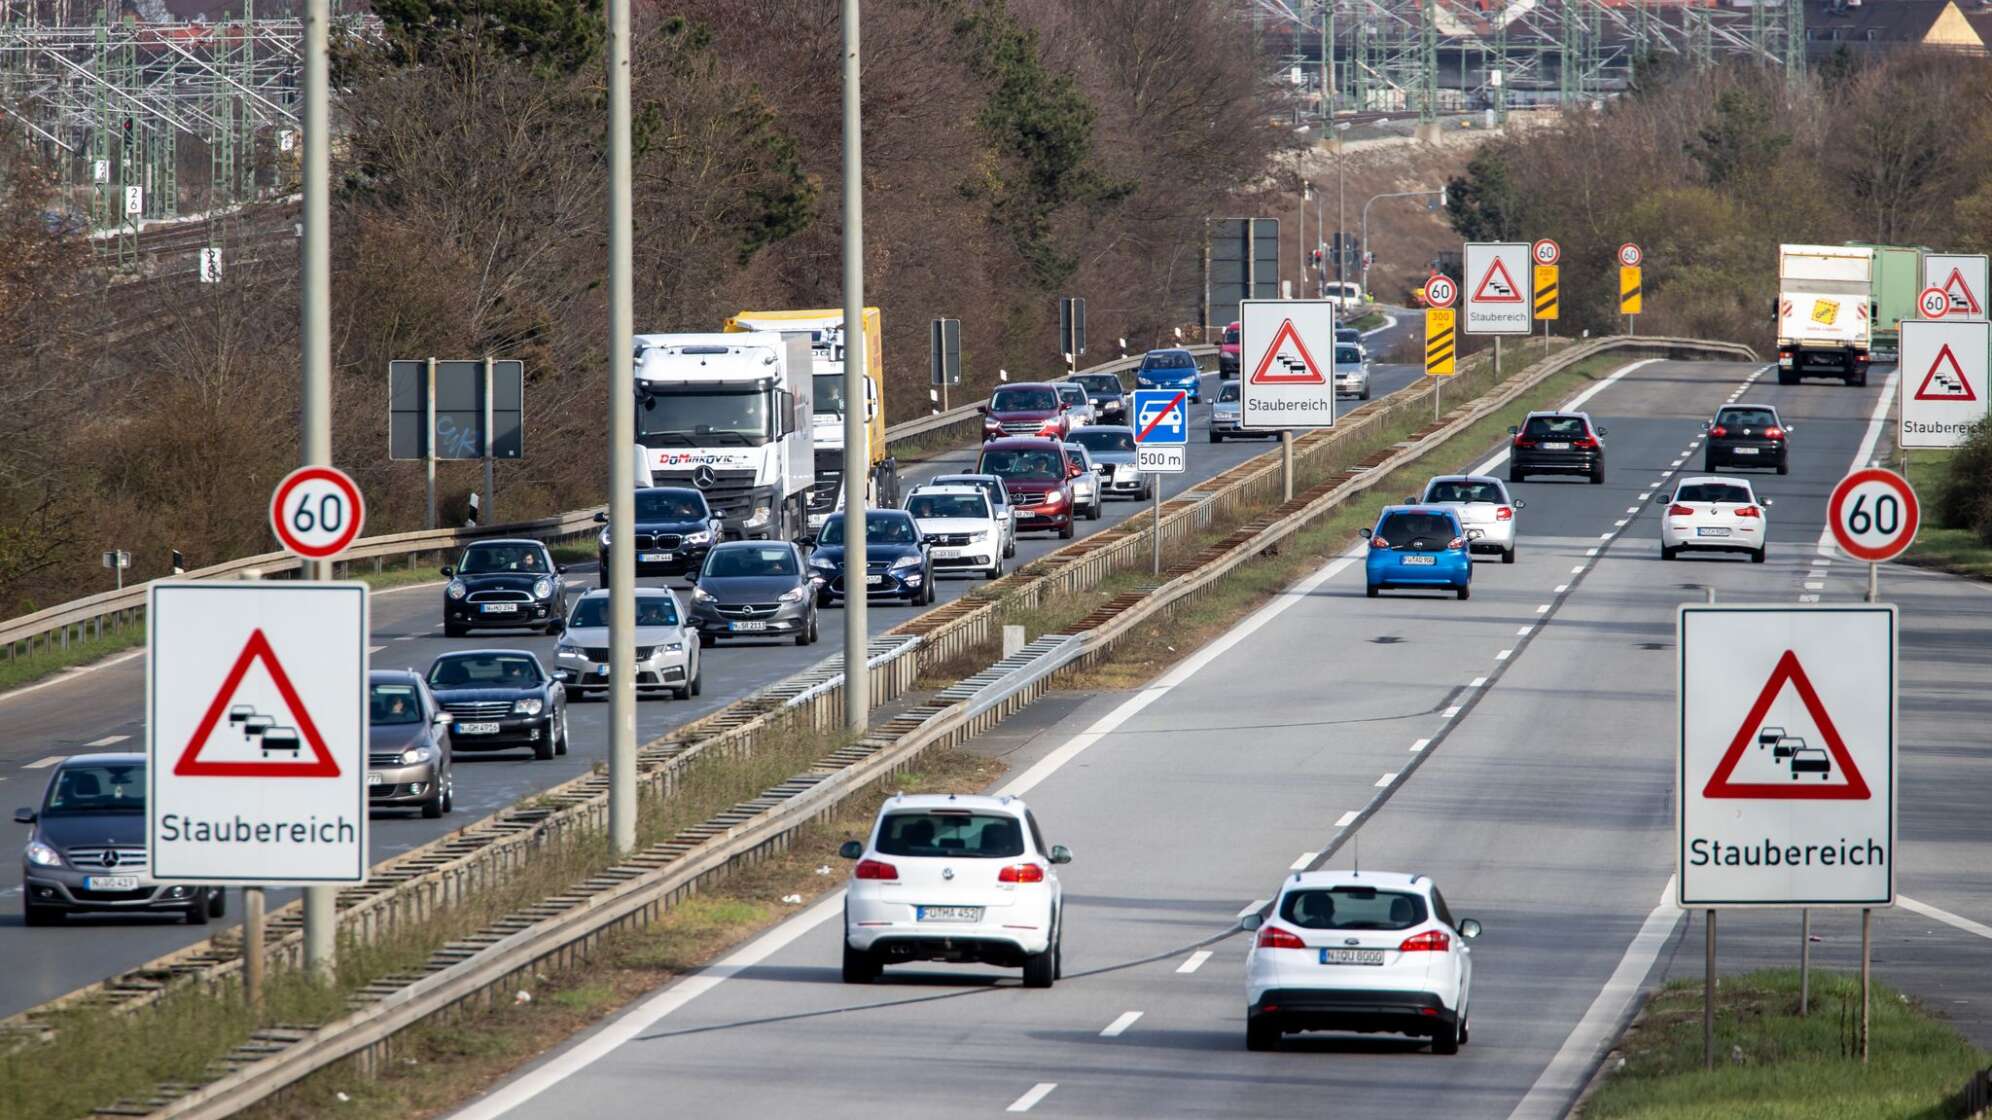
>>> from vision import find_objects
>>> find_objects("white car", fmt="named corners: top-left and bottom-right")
top-left (929, 473), bottom-right (1017, 560)
top-left (1060, 442), bottom-right (1103, 520)
top-left (1323, 281), bottom-right (1367, 310)
top-left (840, 793), bottom-right (1071, 987)
top-left (1417, 475), bottom-right (1524, 563)
top-left (1333, 343), bottom-right (1370, 400)
top-left (904, 485), bottom-right (1005, 579)
top-left (1656, 476), bottom-right (1771, 563)
top-left (1242, 870), bottom-right (1480, 1053)
top-left (1335, 326), bottom-right (1370, 362)
top-left (552, 586), bottom-right (702, 700)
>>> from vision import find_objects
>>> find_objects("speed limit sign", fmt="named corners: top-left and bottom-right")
top-left (1828, 468), bottom-right (1918, 563)
top-left (1617, 242), bottom-right (1643, 268)
top-left (1424, 273), bottom-right (1458, 308)
top-left (1532, 239), bottom-right (1561, 266)
top-left (1918, 286), bottom-right (1950, 320)
top-left (270, 466), bottom-right (366, 561)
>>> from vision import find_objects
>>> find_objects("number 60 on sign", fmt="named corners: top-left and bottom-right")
top-left (270, 466), bottom-right (367, 561)
top-left (1827, 468), bottom-right (1918, 563)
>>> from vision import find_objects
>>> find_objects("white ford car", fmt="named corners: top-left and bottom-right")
top-left (1656, 476), bottom-right (1771, 563)
top-left (840, 793), bottom-right (1071, 987)
top-left (904, 485), bottom-right (1005, 579)
top-left (1242, 870), bottom-right (1480, 1053)
top-left (1416, 475), bottom-right (1524, 563)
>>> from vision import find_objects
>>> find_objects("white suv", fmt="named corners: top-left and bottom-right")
top-left (839, 793), bottom-right (1071, 987)
top-left (1242, 871), bottom-right (1480, 1053)
top-left (904, 485), bottom-right (1005, 579)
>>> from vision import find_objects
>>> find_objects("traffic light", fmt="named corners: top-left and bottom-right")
top-left (121, 117), bottom-right (134, 149)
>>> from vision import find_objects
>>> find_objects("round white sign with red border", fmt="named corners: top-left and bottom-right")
top-left (270, 466), bottom-right (366, 561)
top-left (1532, 239), bottom-right (1561, 266)
top-left (1918, 286), bottom-right (1951, 320)
top-left (1827, 468), bottom-right (1918, 563)
top-left (1618, 242), bottom-right (1643, 268)
top-left (1424, 274), bottom-right (1458, 308)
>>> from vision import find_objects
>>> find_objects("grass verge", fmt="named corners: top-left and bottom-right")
top-left (0, 626), bottom-right (144, 694)
top-left (1900, 451), bottom-right (1992, 582)
top-left (1580, 969), bottom-right (1991, 1120)
top-left (1347, 310), bottom-right (1388, 332)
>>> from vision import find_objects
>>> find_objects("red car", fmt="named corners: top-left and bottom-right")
top-left (976, 437), bottom-right (1079, 539)
top-left (1219, 321), bottom-right (1241, 379)
top-left (981, 383), bottom-right (1075, 442)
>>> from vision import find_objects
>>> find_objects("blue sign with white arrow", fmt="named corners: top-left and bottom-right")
top-left (1131, 389), bottom-right (1189, 446)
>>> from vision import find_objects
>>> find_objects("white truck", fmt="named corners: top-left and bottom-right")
top-left (1777, 244), bottom-right (1874, 386)
top-left (632, 332), bottom-right (814, 542)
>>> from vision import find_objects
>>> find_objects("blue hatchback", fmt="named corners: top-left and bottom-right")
top-left (1134, 348), bottom-right (1203, 403)
top-left (1362, 506), bottom-right (1477, 600)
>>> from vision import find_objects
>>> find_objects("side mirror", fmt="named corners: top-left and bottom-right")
top-left (1762, 498), bottom-right (1775, 507)
top-left (13, 807), bottom-right (35, 824)
top-left (1459, 918), bottom-right (1482, 940)
top-left (1512, 499), bottom-right (1526, 510)
top-left (1358, 527), bottom-right (1373, 539)
top-left (838, 840), bottom-right (864, 860)
top-left (440, 566), bottom-right (454, 577)
top-left (1403, 496), bottom-right (1420, 505)
top-left (1506, 426), bottom-right (1519, 436)
top-left (433, 711), bottom-right (454, 726)
top-left (1597, 427), bottom-right (1610, 437)
top-left (593, 511), bottom-right (609, 524)
top-left (977, 403), bottom-right (990, 415)
top-left (556, 564), bottom-right (569, 574)
top-left (1239, 913), bottom-right (1264, 932)
top-left (1048, 844), bottom-right (1073, 865)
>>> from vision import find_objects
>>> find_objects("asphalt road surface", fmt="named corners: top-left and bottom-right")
top-left (441, 357), bottom-right (1992, 1120)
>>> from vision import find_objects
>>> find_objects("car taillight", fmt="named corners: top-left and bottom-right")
top-left (1764, 426), bottom-right (1783, 440)
top-left (1709, 425), bottom-right (1728, 438)
top-left (1857, 352), bottom-right (1871, 365)
top-left (853, 858), bottom-right (898, 880)
top-left (1447, 536), bottom-right (1466, 550)
top-left (1513, 436), bottom-right (1536, 448)
top-left (1398, 929), bottom-right (1451, 953)
top-left (1495, 507), bottom-right (1513, 521)
top-left (1257, 925), bottom-right (1307, 950)
top-left (1736, 506), bottom-right (1761, 518)
top-left (1669, 504), bottom-right (1694, 516)
top-left (998, 863), bottom-right (1045, 884)
top-left (1369, 536), bottom-right (1390, 550)
top-left (1572, 435), bottom-right (1600, 449)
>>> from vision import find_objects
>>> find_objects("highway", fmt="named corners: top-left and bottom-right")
top-left (442, 357), bottom-right (1992, 1119)
top-left (0, 315), bottom-right (1418, 1017)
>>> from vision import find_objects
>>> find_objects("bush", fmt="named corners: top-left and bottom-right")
top-left (1935, 419), bottom-right (1992, 546)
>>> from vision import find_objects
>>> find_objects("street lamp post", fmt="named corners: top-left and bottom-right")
top-left (1360, 186), bottom-right (1446, 299)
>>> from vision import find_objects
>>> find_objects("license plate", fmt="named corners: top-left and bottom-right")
top-left (865, 574), bottom-right (885, 586)
top-left (1402, 554), bottom-right (1437, 565)
top-left (641, 552), bottom-right (674, 562)
top-left (480, 603), bottom-right (519, 614)
top-left (85, 875), bottom-right (141, 891)
top-left (730, 620), bottom-right (768, 632)
top-left (367, 772), bottom-right (386, 786)
top-left (1697, 527), bottom-right (1731, 537)
top-left (456, 721), bottom-right (501, 734)
top-left (1733, 447), bottom-right (1758, 455)
top-left (933, 548), bottom-right (963, 559)
top-left (1321, 948), bottom-right (1385, 966)
top-left (916, 905), bottom-right (984, 923)
top-left (1541, 441), bottom-right (1571, 450)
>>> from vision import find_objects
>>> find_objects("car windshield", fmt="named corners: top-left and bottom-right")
top-left (570, 595), bottom-right (679, 628)
top-left (1068, 429), bottom-right (1135, 453)
top-left (818, 513), bottom-right (919, 546)
top-left (1677, 483), bottom-right (1753, 504)
top-left (42, 763), bottom-right (145, 816)
top-left (980, 448), bottom-right (1064, 480)
top-left (992, 387), bottom-right (1057, 412)
top-left (1144, 351), bottom-right (1196, 370)
top-left (428, 654), bottom-right (542, 689)
top-left (703, 545), bottom-right (798, 577)
top-left (1280, 886), bottom-right (1428, 931)
top-left (1523, 415), bottom-right (1589, 439)
top-left (1223, 325), bottom-right (1239, 344)
top-left (1057, 384), bottom-right (1086, 405)
top-left (1336, 344), bottom-right (1362, 365)
top-left (634, 490), bottom-right (707, 520)
top-left (370, 683), bottom-right (424, 725)
top-left (1062, 447), bottom-right (1088, 470)
top-left (1425, 480), bottom-right (1505, 504)
top-left (874, 811), bottom-right (1026, 858)
top-left (1336, 328), bottom-right (1360, 344)
top-left (1072, 375), bottom-right (1121, 395)
top-left (1718, 408), bottom-right (1777, 428)
top-left (456, 543), bottom-right (548, 574)
top-left (936, 477), bottom-right (1007, 507)
top-left (1376, 512), bottom-right (1459, 545)
top-left (907, 494), bottom-right (989, 520)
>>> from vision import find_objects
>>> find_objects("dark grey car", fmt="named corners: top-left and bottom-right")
top-left (366, 670), bottom-right (455, 818)
top-left (16, 754), bottom-right (223, 925)
top-left (689, 540), bottom-right (820, 647)
top-left (1066, 426), bottom-right (1152, 500)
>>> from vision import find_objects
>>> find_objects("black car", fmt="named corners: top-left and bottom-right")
top-left (595, 487), bottom-right (722, 584)
top-left (1508, 411), bottom-right (1608, 485)
top-left (808, 510), bottom-right (933, 606)
top-left (1066, 373), bottom-right (1127, 425)
top-left (16, 754), bottom-right (224, 925)
top-left (442, 539), bottom-right (572, 637)
top-left (688, 540), bottom-right (820, 647)
top-left (366, 671), bottom-right (455, 818)
top-left (1703, 404), bottom-right (1790, 475)
top-left (425, 650), bottom-right (568, 761)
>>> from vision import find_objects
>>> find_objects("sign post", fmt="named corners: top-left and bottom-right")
top-left (1131, 388), bottom-right (1189, 575)
top-left (1423, 274), bottom-right (1459, 420)
top-left (1533, 239), bottom-right (1560, 355)
top-left (390, 359), bottom-right (526, 528)
top-left (930, 317), bottom-right (962, 412)
top-left (1829, 467), bottom-right (1920, 604)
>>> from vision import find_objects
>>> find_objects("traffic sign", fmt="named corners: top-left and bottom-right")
top-left (1917, 286), bottom-right (1950, 320)
top-left (270, 465), bottom-right (366, 560)
top-left (1425, 308), bottom-right (1457, 377)
top-left (1239, 298), bottom-right (1337, 430)
top-left (1423, 273), bottom-right (1457, 309)
top-left (1618, 242), bottom-right (1643, 267)
top-left (1900, 318), bottom-right (1990, 448)
top-left (1136, 446), bottom-right (1186, 473)
top-left (148, 581), bottom-right (369, 884)
top-left (1620, 266), bottom-right (1643, 315)
top-left (1678, 604), bottom-right (1895, 909)
top-left (1828, 468), bottom-right (1919, 563)
top-left (1532, 238), bottom-right (1561, 266)
top-left (1131, 389), bottom-right (1190, 445)
top-left (1922, 253), bottom-right (1987, 320)
top-left (1533, 264), bottom-right (1559, 321)
top-left (1463, 243), bottom-right (1530, 335)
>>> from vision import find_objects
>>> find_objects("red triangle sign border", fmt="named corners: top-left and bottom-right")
top-left (1941, 267), bottom-right (1984, 316)
top-left (1249, 318), bottom-right (1328, 385)
top-left (1701, 649), bottom-right (1871, 801)
top-left (1472, 257), bottom-right (1524, 303)
top-left (173, 628), bottom-right (342, 778)
top-left (1912, 343), bottom-right (1979, 402)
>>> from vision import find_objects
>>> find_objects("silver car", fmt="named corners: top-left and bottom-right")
top-left (1415, 475), bottom-right (1523, 563)
top-left (1210, 380), bottom-right (1277, 443)
top-left (1060, 442), bottom-right (1103, 520)
top-left (554, 586), bottom-right (703, 699)
top-left (1054, 382), bottom-right (1097, 429)
top-left (1065, 425), bottom-right (1152, 500)
top-left (1334, 342), bottom-right (1371, 400)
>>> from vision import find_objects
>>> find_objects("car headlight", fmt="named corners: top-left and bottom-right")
top-left (779, 586), bottom-right (808, 602)
top-left (399, 746), bottom-right (434, 766)
top-left (1041, 491), bottom-right (1065, 506)
top-left (24, 840), bottom-right (62, 868)
top-left (446, 580), bottom-right (467, 600)
top-left (512, 698), bottom-right (544, 716)
top-left (663, 641), bottom-right (684, 653)
top-left (533, 577), bottom-right (554, 599)
top-left (890, 554), bottom-right (921, 570)
top-left (969, 530), bottom-right (990, 542)
top-left (684, 530), bottom-right (712, 545)
top-left (692, 586), bottom-right (715, 603)
top-left (597, 527), bottom-right (611, 547)
top-left (746, 506), bottom-right (771, 527)
top-left (809, 556), bottom-right (837, 571)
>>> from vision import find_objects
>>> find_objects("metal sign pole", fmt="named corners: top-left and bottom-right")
top-left (300, 0), bottom-right (335, 978)
top-left (841, 0), bottom-right (870, 732)
top-left (605, 0), bottom-right (638, 856)
top-left (482, 357), bottom-right (496, 523)
top-left (244, 887), bottom-right (265, 1011)
top-left (1434, 375), bottom-right (1442, 422)
top-left (1867, 561), bottom-right (1878, 603)
top-left (1281, 431), bottom-right (1294, 503)
top-left (1861, 908), bottom-right (1872, 1063)
top-left (1704, 909), bottom-right (1717, 1071)
top-left (1151, 483), bottom-right (1162, 576)
top-left (425, 356), bottom-right (438, 531)
top-left (1799, 909), bottom-right (1811, 1016)
top-left (1494, 336), bottom-right (1502, 380)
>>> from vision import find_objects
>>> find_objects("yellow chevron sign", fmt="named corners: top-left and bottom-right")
top-left (1426, 307), bottom-right (1457, 377)
top-left (1534, 264), bottom-right (1559, 321)
top-left (1620, 265), bottom-right (1643, 315)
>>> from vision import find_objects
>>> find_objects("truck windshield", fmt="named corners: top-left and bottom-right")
top-left (813, 374), bottom-right (846, 418)
top-left (637, 386), bottom-right (770, 448)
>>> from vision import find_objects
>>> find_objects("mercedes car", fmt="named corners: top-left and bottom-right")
top-left (16, 754), bottom-right (225, 926)
top-left (424, 650), bottom-right (568, 760)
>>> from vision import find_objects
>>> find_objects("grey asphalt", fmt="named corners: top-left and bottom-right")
top-left (0, 314), bottom-right (1424, 1018)
top-left (446, 356), bottom-right (1992, 1120)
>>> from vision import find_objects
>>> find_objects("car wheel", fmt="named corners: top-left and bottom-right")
top-left (23, 902), bottom-right (60, 927)
top-left (533, 720), bottom-right (556, 761)
top-left (1662, 545), bottom-right (1680, 561)
top-left (1751, 546), bottom-right (1767, 564)
top-left (699, 630), bottom-right (716, 648)
top-left (444, 622), bottom-right (467, 638)
top-left (841, 941), bottom-right (880, 984)
top-left (1852, 369), bottom-right (1868, 387)
top-left (1088, 500), bottom-right (1101, 521)
top-left (1211, 431), bottom-right (1223, 443)
top-left (1003, 538), bottom-right (1016, 559)
top-left (422, 788), bottom-right (445, 819)
top-left (1246, 1016), bottom-right (1281, 1052)
top-left (1456, 583), bottom-right (1471, 601)
top-left (1778, 370), bottom-right (1798, 386)
top-left (1366, 583), bottom-right (1380, 598)
top-left (1589, 466), bottom-right (1605, 485)
top-left (543, 619), bottom-right (562, 636)
top-left (1459, 1008), bottom-right (1471, 1047)
top-left (186, 899), bottom-right (209, 926)
top-left (1508, 468), bottom-right (1524, 484)
top-left (441, 769), bottom-right (454, 813)
top-left (1022, 944), bottom-right (1057, 989)
top-left (986, 557), bottom-right (1003, 579)
top-left (555, 709), bottom-right (569, 755)
top-left (1360, 385), bottom-right (1371, 400)
top-left (1502, 546), bottom-right (1516, 564)
top-left (1777, 459), bottom-right (1789, 476)
top-left (1058, 519), bottom-right (1074, 540)
top-left (692, 663), bottom-right (704, 695)
top-left (794, 624), bottom-right (811, 647)
top-left (1704, 457), bottom-right (1716, 473)
top-left (808, 613), bottom-right (820, 645)
top-left (1433, 1012), bottom-right (1463, 1054)
top-left (208, 889), bottom-right (226, 919)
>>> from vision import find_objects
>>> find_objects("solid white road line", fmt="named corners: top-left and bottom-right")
top-left (23, 755), bottom-right (65, 769)
top-left (1100, 1012), bottom-right (1143, 1038)
top-left (1374, 773), bottom-right (1396, 787)
top-left (1508, 876), bottom-right (1681, 1120)
top-left (1335, 810), bottom-right (1362, 826)
top-left (1177, 950), bottom-right (1214, 974)
top-left (1901, 896), bottom-right (1992, 941)
top-left (1812, 368), bottom-right (1902, 561)
top-left (1237, 899), bottom-right (1268, 919)
top-left (1290, 852), bottom-right (1318, 871)
top-left (1007, 1083), bottom-right (1057, 1113)
top-left (0, 648), bottom-right (146, 708)
top-left (84, 735), bottom-right (128, 747)
top-left (1408, 738), bottom-right (1430, 753)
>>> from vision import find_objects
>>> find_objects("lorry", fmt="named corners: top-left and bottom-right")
top-left (1777, 244), bottom-right (1874, 386)
top-left (1846, 242), bottom-right (1925, 363)
top-left (631, 332), bottom-right (814, 542)
top-left (724, 308), bottom-right (899, 533)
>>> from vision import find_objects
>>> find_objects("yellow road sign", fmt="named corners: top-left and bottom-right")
top-left (1425, 307), bottom-right (1457, 377)
top-left (1620, 265), bottom-right (1643, 315)
top-left (1534, 264), bottom-right (1559, 321)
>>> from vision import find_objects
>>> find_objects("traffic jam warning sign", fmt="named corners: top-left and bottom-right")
top-left (1678, 605), bottom-right (1895, 908)
top-left (1239, 298), bottom-right (1337, 430)
top-left (148, 582), bottom-right (368, 884)
top-left (1922, 253), bottom-right (1988, 320)
top-left (1463, 243), bottom-right (1531, 335)
top-left (1900, 318), bottom-right (1990, 449)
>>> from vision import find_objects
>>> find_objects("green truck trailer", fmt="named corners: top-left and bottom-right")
top-left (1846, 242), bottom-right (1926, 362)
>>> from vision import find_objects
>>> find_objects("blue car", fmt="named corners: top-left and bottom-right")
top-left (807, 509), bottom-right (934, 606)
top-left (1362, 506), bottom-right (1478, 600)
top-left (1134, 348), bottom-right (1203, 403)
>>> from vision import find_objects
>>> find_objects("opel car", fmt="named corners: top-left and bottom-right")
top-left (1060, 442), bottom-right (1103, 520)
top-left (904, 485), bottom-right (1005, 579)
top-left (1065, 426), bottom-right (1152, 501)
top-left (928, 473), bottom-right (1017, 559)
top-left (689, 540), bottom-right (819, 645)
top-left (1508, 411), bottom-right (1607, 485)
top-left (16, 754), bottom-right (225, 926)
top-left (809, 510), bottom-right (934, 606)
top-left (1703, 404), bottom-right (1792, 475)
top-left (366, 670), bottom-right (455, 818)
top-left (1362, 506), bottom-right (1479, 600)
top-left (595, 486), bottom-right (721, 584)
top-left (838, 793), bottom-right (1072, 988)
top-left (442, 539), bottom-right (572, 637)
top-left (1135, 348), bottom-right (1204, 403)
top-left (981, 383), bottom-right (1073, 442)
top-left (425, 650), bottom-right (568, 760)
top-left (556, 586), bottom-right (704, 698)
top-left (1242, 870), bottom-right (1480, 1053)
top-left (1066, 372), bottom-right (1127, 424)
top-left (978, 437), bottom-right (1077, 538)
top-left (1656, 476), bottom-right (1771, 563)
top-left (1416, 475), bottom-right (1524, 564)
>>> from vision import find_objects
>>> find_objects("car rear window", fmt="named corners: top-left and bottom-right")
top-left (1280, 886), bottom-right (1428, 931)
top-left (875, 811), bottom-right (1026, 858)
top-left (1523, 415), bottom-right (1589, 439)
top-left (1336, 344), bottom-right (1362, 365)
top-left (1376, 512), bottom-right (1459, 546)
top-left (1676, 483), bottom-right (1753, 504)
top-left (1717, 408), bottom-right (1777, 428)
top-left (1424, 480), bottom-right (1505, 504)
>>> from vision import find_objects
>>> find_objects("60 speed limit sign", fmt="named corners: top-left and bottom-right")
top-left (1828, 468), bottom-right (1918, 563)
top-left (270, 466), bottom-right (366, 560)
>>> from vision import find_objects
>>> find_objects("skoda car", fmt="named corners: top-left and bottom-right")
top-left (595, 486), bottom-right (720, 584)
top-left (839, 793), bottom-right (1072, 988)
top-left (1362, 506), bottom-right (1479, 600)
top-left (442, 539), bottom-right (571, 637)
top-left (16, 754), bottom-right (225, 926)
top-left (366, 670), bottom-right (455, 818)
top-left (689, 540), bottom-right (819, 646)
top-left (1334, 342), bottom-right (1371, 400)
top-left (1242, 871), bottom-right (1480, 1053)
top-left (905, 485), bottom-right (1005, 579)
top-left (1416, 475), bottom-right (1524, 563)
top-left (1066, 426), bottom-right (1153, 500)
top-left (1508, 412), bottom-right (1607, 485)
top-left (1135, 347), bottom-right (1204, 403)
top-left (1656, 476), bottom-right (1772, 563)
top-left (425, 650), bottom-right (568, 761)
top-left (556, 586), bottom-right (703, 699)
top-left (810, 510), bottom-right (934, 606)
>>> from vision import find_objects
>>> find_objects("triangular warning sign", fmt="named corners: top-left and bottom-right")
top-left (1913, 344), bottom-right (1978, 402)
top-left (1941, 268), bottom-right (1983, 316)
top-left (1702, 650), bottom-right (1871, 801)
top-left (1472, 258), bottom-right (1523, 303)
top-left (173, 629), bottom-right (342, 778)
top-left (1249, 318), bottom-right (1327, 385)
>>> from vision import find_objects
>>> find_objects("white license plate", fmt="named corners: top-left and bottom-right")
top-left (916, 905), bottom-right (984, 923)
top-left (730, 620), bottom-right (768, 632)
top-left (456, 721), bottom-right (501, 734)
top-left (1732, 447), bottom-right (1758, 455)
top-left (85, 875), bottom-right (141, 891)
top-left (865, 574), bottom-right (885, 586)
top-left (933, 548), bottom-right (963, 559)
top-left (1401, 554), bottom-right (1437, 565)
top-left (1697, 527), bottom-right (1731, 538)
top-left (1321, 948), bottom-right (1385, 965)
top-left (367, 772), bottom-right (386, 786)
top-left (480, 603), bottom-right (519, 614)
top-left (641, 552), bottom-right (674, 562)
top-left (1541, 441), bottom-right (1571, 450)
